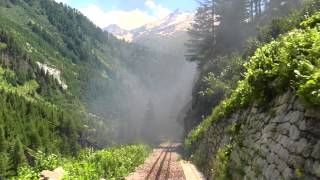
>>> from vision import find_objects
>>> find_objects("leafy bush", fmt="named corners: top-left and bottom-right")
top-left (17, 145), bottom-right (150, 180)
top-left (297, 70), bottom-right (320, 106)
top-left (247, 26), bottom-right (320, 106)
top-left (186, 13), bottom-right (320, 151)
top-left (17, 166), bottom-right (38, 180)
top-left (301, 12), bottom-right (320, 28)
top-left (34, 151), bottom-right (60, 172)
top-left (199, 54), bottom-right (245, 98)
top-left (199, 72), bottom-right (230, 97)
top-left (258, 16), bottom-right (297, 43)
top-left (212, 144), bottom-right (234, 180)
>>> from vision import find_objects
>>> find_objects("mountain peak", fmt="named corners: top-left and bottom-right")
top-left (103, 10), bottom-right (194, 42)
top-left (104, 24), bottom-right (133, 42)
top-left (104, 24), bottom-right (127, 34)
top-left (106, 24), bottom-right (120, 28)
top-left (105, 24), bottom-right (121, 29)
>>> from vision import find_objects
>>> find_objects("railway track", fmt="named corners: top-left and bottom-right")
top-left (164, 147), bottom-right (172, 180)
top-left (126, 143), bottom-right (203, 180)
top-left (147, 143), bottom-right (174, 180)
top-left (145, 144), bottom-right (172, 179)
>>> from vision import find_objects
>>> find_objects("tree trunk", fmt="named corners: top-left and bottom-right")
top-left (250, 0), bottom-right (254, 22)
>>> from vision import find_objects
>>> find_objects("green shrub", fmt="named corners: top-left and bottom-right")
top-left (301, 12), bottom-right (320, 28)
top-left (17, 166), bottom-right (38, 180)
top-left (186, 13), bottom-right (320, 151)
top-left (297, 70), bottom-right (320, 106)
top-left (34, 151), bottom-right (60, 172)
top-left (212, 144), bottom-right (234, 180)
top-left (17, 145), bottom-right (150, 180)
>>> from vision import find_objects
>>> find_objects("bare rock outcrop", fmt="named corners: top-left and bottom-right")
top-left (40, 167), bottom-right (64, 180)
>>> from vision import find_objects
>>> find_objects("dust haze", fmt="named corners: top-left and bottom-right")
top-left (118, 49), bottom-right (197, 145)
top-left (88, 33), bottom-right (197, 145)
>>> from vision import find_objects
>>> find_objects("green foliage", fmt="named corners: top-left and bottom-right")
top-left (34, 151), bottom-right (60, 172)
top-left (257, 0), bottom-right (320, 44)
top-left (0, 0), bottom-right (120, 114)
top-left (0, 88), bottom-right (88, 176)
top-left (295, 168), bottom-right (304, 178)
top-left (17, 166), bottom-right (38, 180)
top-left (247, 26), bottom-right (320, 106)
top-left (184, 2), bottom-right (320, 178)
top-left (297, 70), bottom-right (320, 106)
top-left (185, 102), bottom-right (226, 149)
top-left (199, 54), bottom-right (245, 98)
top-left (0, 0), bottom-right (129, 176)
top-left (9, 139), bottom-right (27, 174)
top-left (186, 0), bottom-right (320, 134)
top-left (301, 12), bottom-right (320, 28)
top-left (185, 13), bottom-right (320, 151)
top-left (212, 144), bottom-right (234, 180)
top-left (0, 153), bottom-right (9, 179)
top-left (199, 72), bottom-right (230, 97)
top-left (0, 0), bottom-right (167, 178)
top-left (226, 122), bottom-right (241, 136)
top-left (17, 151), bottom-right (61, 180)
top-left (0, 42), bottom-right (7, 51)
top-left (183, 53), bottom-right (246, 135)
top-left (303, 0), bottom-right (320, 16)
top-left (17, 145), bottom-right (150, 180)
top-left (0, 126), bottom-right (6, 152)
top-left (187, 0), bottom-right (253, 63)
top-left (257, 16), bottom-right (297, 43)
top-left (64, 145), bottom-right (150, 179)
top-left (0, 0), bottom-right (173, 151)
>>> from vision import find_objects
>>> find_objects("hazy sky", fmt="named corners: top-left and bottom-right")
top-left (54, 0), bottom-right (197, 30)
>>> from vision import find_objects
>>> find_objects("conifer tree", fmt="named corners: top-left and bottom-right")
top-left (186, 0), bottom-right (217, 64)
top-left (187, 0), bottom-right (253, 63)
top-left (9, 139), bottom-right (26, 174)
top-left (215, 0), bottom-right (251, 54)
top-left (0, 153), bottom-right (8, 179)
top-left (0, 126), bottom-right (6, 152)
top-left (29, 129), bottom-right (41, 149)
top-left (141, 100), bottom-right (156, 144)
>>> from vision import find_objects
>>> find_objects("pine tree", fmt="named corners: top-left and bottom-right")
top-left (141, 100), bottom-right (156, 144)
top-left (9, 139), bottom-right (26, 174)
top-left (186, 0), bottom-right (218, 64)
top-left (265, 0), bottom-right (302, 17)
top-left (0, 153), bottom-right (8, 179)
top-left (0, 126), bottom-right (6, 153)
top-left (187, 0), bottom-right (253, 62)
top-left (215, 0), bottom-right (251, 54)
top-left (29, 129), bottom-right (41, 149)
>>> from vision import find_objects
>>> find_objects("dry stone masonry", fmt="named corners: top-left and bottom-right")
top-left (193, 91), bottom-right (320, 179)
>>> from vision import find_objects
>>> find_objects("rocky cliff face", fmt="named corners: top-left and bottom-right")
top-left (191, 90), bottom-right (320, 179)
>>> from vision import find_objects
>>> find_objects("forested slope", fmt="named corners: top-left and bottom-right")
top-left (0, 0), bottom-right (155, 178)
top-left (184, 0), bottom-right (313, 133)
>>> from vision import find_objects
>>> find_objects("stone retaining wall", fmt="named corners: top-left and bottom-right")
top-left (192, 91), bottom-right (320, 179)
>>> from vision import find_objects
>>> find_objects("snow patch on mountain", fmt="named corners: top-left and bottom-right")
top-left (104, 9), bottom-right (194, 42)
top-left (103, 24), bottom-right (134, 42)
